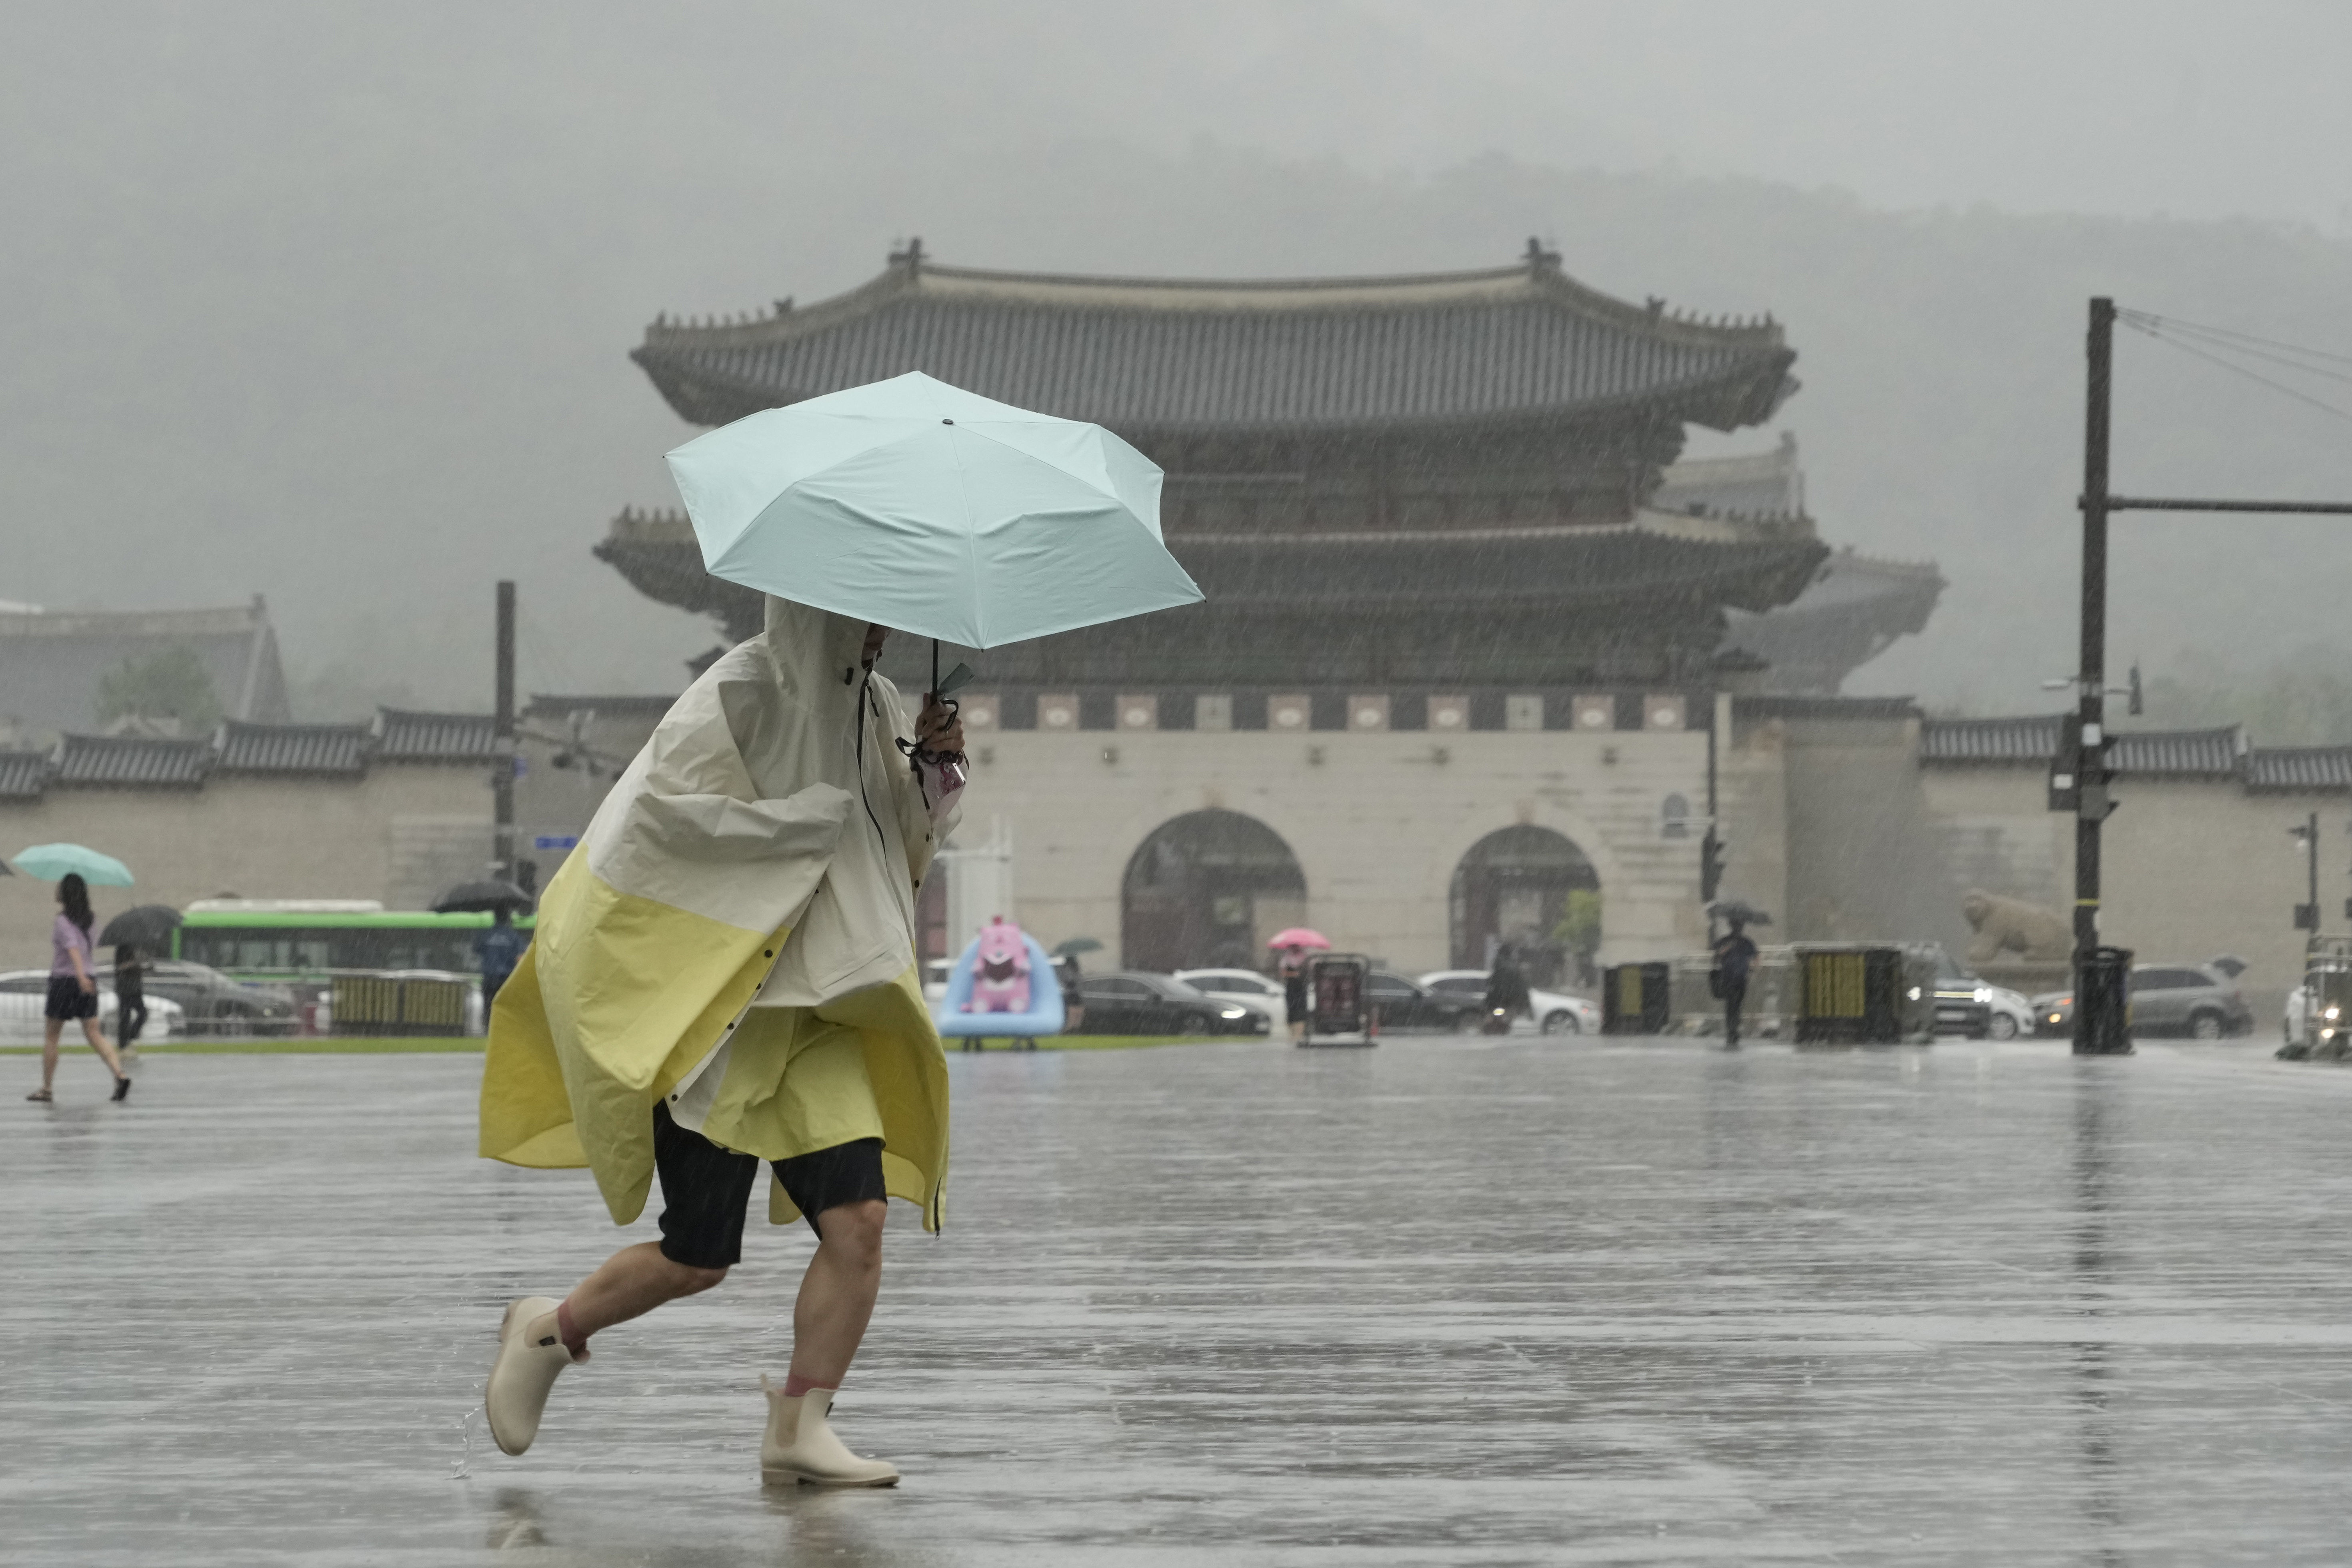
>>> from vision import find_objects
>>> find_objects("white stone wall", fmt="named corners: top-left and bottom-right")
top-left (959, 724), bottom-right (1710, 973)
top-left (0, 766), bottom-right (490, 964)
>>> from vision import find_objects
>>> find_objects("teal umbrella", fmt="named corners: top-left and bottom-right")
top-left (12, 843), bottom-right (134, 886)
top-left (665, 372), bottom-right (1202, 649)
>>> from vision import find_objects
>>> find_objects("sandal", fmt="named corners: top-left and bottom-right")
top-left (25, 1088), bottom-right (52, 1102)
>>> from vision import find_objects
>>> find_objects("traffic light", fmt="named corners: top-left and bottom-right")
top-left (1700, 826), bottom-right (1729, 903)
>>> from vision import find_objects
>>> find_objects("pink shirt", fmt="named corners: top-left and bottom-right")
top-left (51, 913), bottom-right (94, 980)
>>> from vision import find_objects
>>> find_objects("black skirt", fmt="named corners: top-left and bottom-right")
top-left (45, 974), bottom-right (96, 1021)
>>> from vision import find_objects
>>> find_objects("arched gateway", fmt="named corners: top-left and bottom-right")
top-left (1121, 811), bottom-right (1306, 973)
top-left (1450, 826), bottom-right (1600, 987)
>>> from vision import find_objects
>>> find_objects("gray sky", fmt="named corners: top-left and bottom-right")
top-left (4, 2), bottom-right (2350, 710)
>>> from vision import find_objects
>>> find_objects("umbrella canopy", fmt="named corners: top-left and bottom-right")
top-left (432, 879), bottom-right (535, 915)
top-left (1268, 928), bottom-right (1331, 952)
top-left (11, 843), bottom-right (134, 886)
top-left (666, 372), bottom-right (1203, 649)
top-left (1051, 937), bottom-right (1104, 958)
top-left (1709, 900), bottom-right (1774, 928)
top-left (98, 904), bottom-right (182, 951)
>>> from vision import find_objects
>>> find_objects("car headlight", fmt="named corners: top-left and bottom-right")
top-left (1219, 1007), bottom-right (1247, 1020)
top-left (1974, 986), bottom-right (1992, 1004)
top-left (2048, 1013), bottom-right (2063, 1023)
top-left (1907, 986), bottom-right (1922, 1001)
top-left (2327, 1006), bottom-right (2341, 1021)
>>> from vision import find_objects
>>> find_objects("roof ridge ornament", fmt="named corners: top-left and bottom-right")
top-left (889, 236), bottom-right (926, 274)
top-left (1523, 236), bottom-right (1561, 274)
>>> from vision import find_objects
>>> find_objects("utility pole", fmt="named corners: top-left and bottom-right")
top-left (2072, 299), bottom-right (2128, 1055)
top-left (2060, 296), bottom-right (2352, 1052)
top-left (2293, 812), bottom-right (2321, 934)
top-left (494, 580), bottom-right (516, 882)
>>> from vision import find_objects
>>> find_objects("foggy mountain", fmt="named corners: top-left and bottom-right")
top-left (5, 4), bottom-right (2349, 720)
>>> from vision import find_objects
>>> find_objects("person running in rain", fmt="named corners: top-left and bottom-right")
top-left (114, 942), bottom-right (148, 1049)
top-left (1712, 915), bottom-right (1760, 1047)
top-left (477, 599), bottom-right (962, 1487)
top-left (28, 874), bottom-right (131, 1103)
top-left (474, 906), bottom-right (525, 1009)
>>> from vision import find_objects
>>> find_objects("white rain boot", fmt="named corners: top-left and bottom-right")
top-left (486, 1296), bottom-right (583, 1456)
top-left (760, 1376), bottom-right (900, 1487)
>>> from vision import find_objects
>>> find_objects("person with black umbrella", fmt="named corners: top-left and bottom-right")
top-left (476, 909), bottom-right (526, 1008)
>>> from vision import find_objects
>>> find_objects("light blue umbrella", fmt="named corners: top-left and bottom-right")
top-left (11, 843), bottom-right (134, 886)
top-left (665, 372), bottom-right (1202, 648)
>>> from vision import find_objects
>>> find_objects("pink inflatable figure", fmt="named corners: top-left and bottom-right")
top-left (965, 916), bottom-right (1032, 1014)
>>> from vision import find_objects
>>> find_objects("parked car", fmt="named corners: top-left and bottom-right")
top-left (2031, 963), bottom-right (2254, 1040)
top-left (0, 972), bottom-right (187, 1042)
top-left (1071, 972), bottom-right (1267, 1036)
top-left (1981, 984), bottom-right (2033, 1040)
top-left (1417, 970), bottom-right (1599, 1034)
top-left (1173, 968), bottom-right (1289, 1030)
top-left (1365, 970), bottom-right (1482, 1034)
top-left (138, 959), bottom-right (299, 1035)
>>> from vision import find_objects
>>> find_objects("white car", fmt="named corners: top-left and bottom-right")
top-left (1418, 970), bottom-right (1600, 1035)
top-left (1172, 968), bottom-right (1290, 1030)
top-left (1980, 984), bottom-right (2033, 1040)
top-left (0, 970), bottom-right (186, 1043)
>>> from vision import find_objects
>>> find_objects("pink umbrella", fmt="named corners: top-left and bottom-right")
top-left (1267, 927), bottom-right (1330, 952)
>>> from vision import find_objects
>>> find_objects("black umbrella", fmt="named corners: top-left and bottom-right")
top-left (98, 904), bottom-right (182, 951)
top-left (1708, 900), bottom-right (1774, 928)
top-left (432, 879), bottom-right (536, 915)
top-left (1052, 937), bottom-right (1104, 958)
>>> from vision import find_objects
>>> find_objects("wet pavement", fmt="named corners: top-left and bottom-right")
top-left (8, 1036), bottom-right (2352, 1566)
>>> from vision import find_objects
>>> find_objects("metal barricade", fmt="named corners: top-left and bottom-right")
top-left (1602, 962), bottom-right (1671, 1035)
top-left (330, 970), bottom-right (476, 1038)
top-left (1794, 946), bottom-right (1906, 1044)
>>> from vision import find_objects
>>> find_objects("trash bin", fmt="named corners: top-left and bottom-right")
top-left (1794, 945), bottom-right (1904, 1044)
top-left (1602, 962), bottom-right (1670, 1035)
top-left (2075, 944), bottom-right (2133, 1055)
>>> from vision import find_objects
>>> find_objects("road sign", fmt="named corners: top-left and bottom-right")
top-left (532, 834), bottom-right (579, 852)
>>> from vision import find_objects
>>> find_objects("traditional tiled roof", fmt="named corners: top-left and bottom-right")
top-left (1918, 714), bottom-right (2066, 764)
top-left (632, 244), bottom-right (1797, 435)
top-left (2109, 727), bottom-right (2244, 777)
top-left (0, 749), bottom-right (51, 800)
top-left (53, 733), bottom-right (211, 788)
top-left (374, 709), bottom-right (500, 763)
top-left (2244, 746), bottom-right (2352, 792)
top-left (1736, 695), bottom-right (1921, 722)
top-left (1921, 718), bottom-right (2256, 780)
top-left (215, 721), bottom-right (371, 776)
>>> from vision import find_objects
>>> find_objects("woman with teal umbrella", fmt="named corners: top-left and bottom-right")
top-left (27, 872), bottom-right (131, 1103)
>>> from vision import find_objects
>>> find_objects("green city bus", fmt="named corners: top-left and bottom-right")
top-left (171, 901), bottom-right (535, 981)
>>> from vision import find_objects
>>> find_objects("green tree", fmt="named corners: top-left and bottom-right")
top-left (96, 644), bottom-right (222, 734)
top-left (1552, 888), bottom-right (1603, 973)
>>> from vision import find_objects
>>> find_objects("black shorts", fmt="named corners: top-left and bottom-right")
top-left (650, 1101), bottom-right (886, 1269)
top-left (44, 975), bottom-right (96, 1022)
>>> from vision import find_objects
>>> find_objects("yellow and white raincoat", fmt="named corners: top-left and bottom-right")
top-left (479, 597), bottom-right (958, 1231)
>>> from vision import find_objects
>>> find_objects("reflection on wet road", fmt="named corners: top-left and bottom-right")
top-left (8, 1038), bottom-right (2352, 1564)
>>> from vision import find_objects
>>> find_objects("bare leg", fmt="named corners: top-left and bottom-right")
top-left (80, 1018), bottom-right (126, 1080)
top-left (39, 1018), bottom-right (62, 1094)
top-left (788, 1199), bottom-right (885, 1388)
top-left (562, 1241), bottom-right (727, 1340)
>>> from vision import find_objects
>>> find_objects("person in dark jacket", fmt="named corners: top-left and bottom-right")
top-left (1482, 946), bottom-right (1532, 1034)
top-left (1712, 917), bottom-right (1760, 1046)
top-left (114, 942), bottom-right (148, 1047)
top-left (475, 907), bottom-right (527, 1010)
